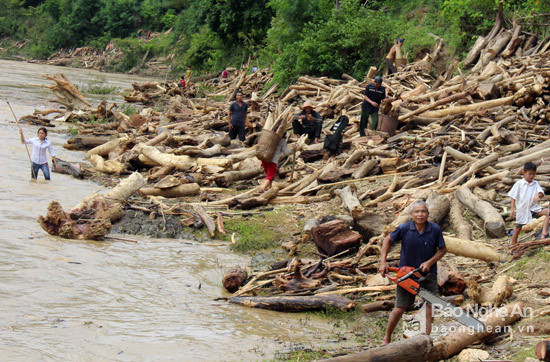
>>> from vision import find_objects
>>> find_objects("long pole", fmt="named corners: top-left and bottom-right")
top-left (7, 101), bottom-right (36, 179)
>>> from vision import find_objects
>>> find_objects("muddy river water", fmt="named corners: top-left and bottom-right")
top-left (0, 60), bottom-right (352, 360)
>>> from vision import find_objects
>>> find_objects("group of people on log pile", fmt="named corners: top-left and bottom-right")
top-left (22, 21), bottom-right (550, 355)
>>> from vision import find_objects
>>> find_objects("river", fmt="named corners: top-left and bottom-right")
top-left (0, 60), bottom-right (351, 361)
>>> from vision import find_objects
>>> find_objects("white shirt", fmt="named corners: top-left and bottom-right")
top-left (25, 137), bottom-right (55, 165)
top-left (508, 178), bottom-right (544, 225)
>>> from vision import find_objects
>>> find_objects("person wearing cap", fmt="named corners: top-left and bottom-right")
top-left (386, 37), bottom-right (404, 75)
top-left (292, 101), bottom-right (323, 143)
top-left (228, 91), bottom-right (248, 141)
top-left (360, 76), bottom-right (386, 136)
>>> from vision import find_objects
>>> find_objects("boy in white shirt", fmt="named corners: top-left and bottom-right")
top-left (508, 162), bottom-right (549, 247)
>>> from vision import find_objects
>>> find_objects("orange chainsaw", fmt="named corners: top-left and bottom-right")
top-left (387, 266), bottom-right (485, 332)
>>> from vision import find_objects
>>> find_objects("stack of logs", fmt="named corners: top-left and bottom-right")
top-left (30, 9), bottom-right (550, 359)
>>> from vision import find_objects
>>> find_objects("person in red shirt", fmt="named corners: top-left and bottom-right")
top-left (179, 76), bottom-right (186, 88)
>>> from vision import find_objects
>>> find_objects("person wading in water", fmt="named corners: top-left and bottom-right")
top-left (19, 127), bottom-right (60, 180)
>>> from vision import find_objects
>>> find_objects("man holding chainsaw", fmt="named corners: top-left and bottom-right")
top-left (379, 200), bottom-right (447, 344)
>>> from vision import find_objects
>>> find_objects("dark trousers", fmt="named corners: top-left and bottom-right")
top-left (292, 119), bottom-right (322, 140)
top-left (359, 110), bottom-right (379, 136)
top-left (32, 162), bottom-right (50, 180)
top-left (385, 58), bottom-right (397, 75)
top-left (229, 124), bottom-right (246, 141)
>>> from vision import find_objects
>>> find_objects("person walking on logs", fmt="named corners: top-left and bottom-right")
top-left (385, 37), bottom-right (404, 75)
top-left (19, 127), bottom-right (60, 180)
top-left (228, 91), bottom-right (249, 142)
top-left (360, 75), bottom-right (386, 136)
top-left (378, 200), bottom-right (447, 344)
top-left (259, 133), bottom-right (290, 193)
top-left (292, 100), bottom-right (323, 144)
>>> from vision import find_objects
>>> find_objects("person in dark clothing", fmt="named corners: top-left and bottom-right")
top-left (292, 101), bottom-right (323, 143)
top-left (379, 200), bottom-right (447, 345)
top-left (228, 91), bottom-right (248, 141)
top-left (360, 75), bottom-right (386, 136)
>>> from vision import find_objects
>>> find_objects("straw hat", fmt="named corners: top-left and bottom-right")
top-left (299, 100), bottom-right (316, 110)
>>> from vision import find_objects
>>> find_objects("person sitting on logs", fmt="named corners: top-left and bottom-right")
top-left (292, 100), bottom-right (323, 144)
top-left (259, 133), bottom-right (290, 192)
top-left (360, 75), bottom-right (386, 136)
top-left (378, 200), bottom-right (447, 345)
top-left (178, 75), bottom-right (186, 88)
top-left (228, 91), bottom-right (249, 142)
top-left (19, 127), bottom-right (61, 180)
top-left (508, 162), bottom-right (550, 247)
top-left (385, 37), bottom-right (404, 75)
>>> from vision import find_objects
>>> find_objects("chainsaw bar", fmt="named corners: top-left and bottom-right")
top-left (418, 289), bottom-right (485, 333)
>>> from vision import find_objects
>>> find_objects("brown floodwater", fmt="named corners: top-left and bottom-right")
top-left (0, 60), bottom-right (357, 360)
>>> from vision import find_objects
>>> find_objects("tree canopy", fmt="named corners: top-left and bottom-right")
top-left (1, 0), bottom-right (549, 85)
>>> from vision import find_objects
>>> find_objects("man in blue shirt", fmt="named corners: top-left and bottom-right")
top-left (360, 75), bottom-right (386, 136)
top-left (228, 91), bottom-right (248, 141)
top-left (379, 200), bottom-right (447, 344)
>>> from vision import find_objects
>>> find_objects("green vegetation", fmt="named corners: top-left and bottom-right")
top-left (1, 1), bottom-right (549, 85)
top-left (221, 209), bottom-right (298, 253)
top-left (81, 77), bottom-right (119, 94)
top-left (68, 125), bottom-right (78, 136)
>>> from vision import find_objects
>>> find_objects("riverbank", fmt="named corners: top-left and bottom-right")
top-left (8, 14), bottom-right (550, 358)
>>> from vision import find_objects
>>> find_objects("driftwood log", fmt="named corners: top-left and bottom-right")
top-left (456, 186), bottom-right (505, 238)
top-left (427, 303), bottom-right (525, 361)
top-left (222, 266), bottom-right (248, 293)
top-left (229, 295), bottom-right (355, 312)
top-left (323, 334), bottom-right (433, 362)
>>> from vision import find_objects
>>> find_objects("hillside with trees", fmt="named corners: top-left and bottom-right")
top-left (1, 0), bottom-right (548, 84)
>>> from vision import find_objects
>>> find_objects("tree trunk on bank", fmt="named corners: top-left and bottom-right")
top-left (445, 236), bottom-right (503, 262)
top-left (322, 334), bottom-right (433, 362)
top-left (456, 186), bottom-right (506, 238)
top-left (427, 303), bottom-right (525, 361)
top-left (229, 295), bottom-right (355, 312)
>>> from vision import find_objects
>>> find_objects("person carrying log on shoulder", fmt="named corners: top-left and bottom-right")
top-left (508, 162), bottom-right (550, 248)
top-left (259, 133), bottom-right (290, 192)
top-left (360, 75), bottom-right (386, 136)
top-left (292, 100), bottom-right (323, 144)
top-left (379, 200), bottom-right (447, 345)
top-left (385, 37), bottom-right (404, 75)
top-left (19, 127), bottom-right (61, 180)
top-left (228, 91), bottom-right (249, 142)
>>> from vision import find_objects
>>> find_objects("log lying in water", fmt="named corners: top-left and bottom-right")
top-left (223, 266), bottom-right (248, 293)
top-left (229, 295), bottom-right (355, 312)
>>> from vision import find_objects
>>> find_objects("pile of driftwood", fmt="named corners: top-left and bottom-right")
top-left (29, 5), bottom-right (550, 358)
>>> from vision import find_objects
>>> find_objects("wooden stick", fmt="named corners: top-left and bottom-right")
top-left (7, 101), bottom-right (35, 179)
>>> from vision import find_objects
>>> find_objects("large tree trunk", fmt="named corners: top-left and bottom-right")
top-left (323, 335), bottom-right (433, 362)
top-left (39, 172), bottom-right (145, 240)
top-left (426, 192), bottom-right (450, 224)
top-left (456, 186), bottom-right (506, 238)
top-left (139, 183), bottom-right (200, 198)
top-left (214, 168), bottom-right (263, 187)
top-left (445, 236), bottom-right (503, 262)
top-left (437, 261), bottom-right (465, 296)
top-left (466, 275), bottom-right (515, 307)
top-left (90, 154), bottom-right (125, 174)
top-left (449, 196), bottom-right (472, 240)
top-left (420, 96), bottom-right (514, 119)
top-left (229, 295), bottom-right (355, 312)
top-left (427, 303), bottom-right (525, 361)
